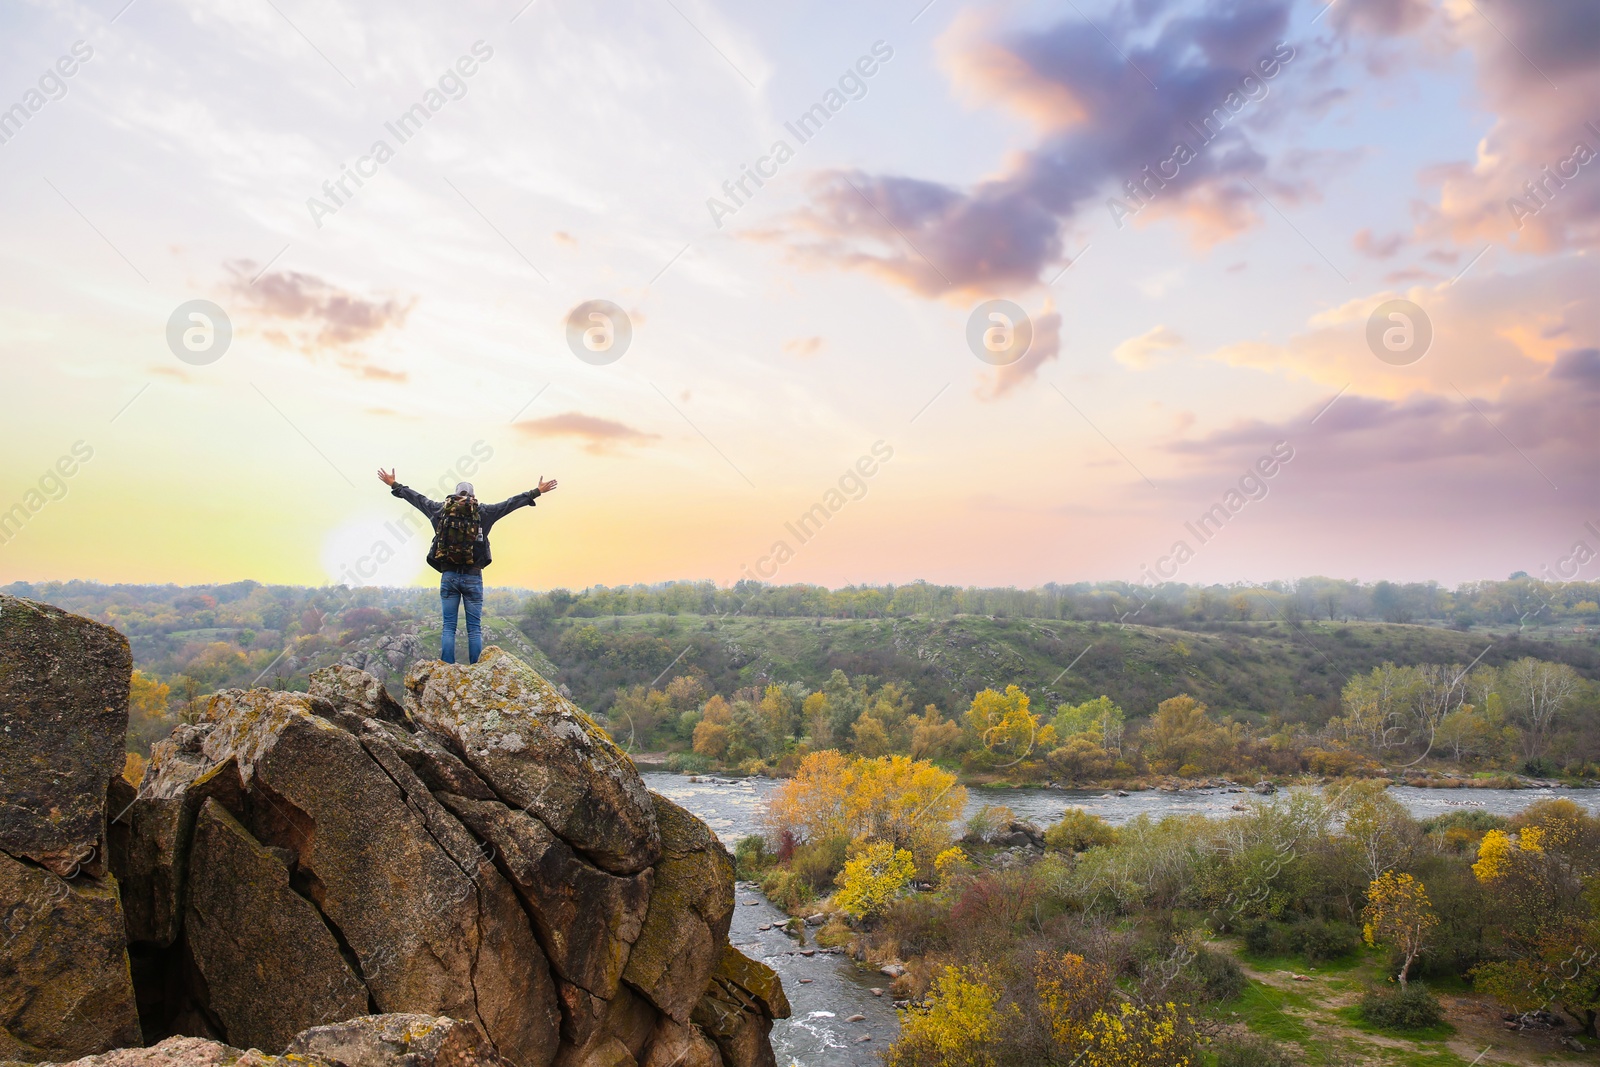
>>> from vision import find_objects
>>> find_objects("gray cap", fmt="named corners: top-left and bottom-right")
top-left (454, 481), bottom-right (474, 496)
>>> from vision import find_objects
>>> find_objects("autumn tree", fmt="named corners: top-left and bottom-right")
top-left (692, 694), bottom-right (732, 760)
top-left (835, 841), bottom-right (916, 919)
top-left (885, 965), bottom-right (1007, 1067)
top-left (766, 752), bottom-right (966, 870)
top-left (1471, 800), bottom-right (1600, 1033)
top-left (1363, 871), bottom-right (1438, 988)
top-left (126, 669), bottom-right (174, 753)
top-left (1140, 694), bottom-right (1220, 774)
top-left (908, 705), bottom-right (962, 761)
top-left (1341, 780), bottom-right (1420, 883)
top-left (965, 685), bottom-right (1040, 764)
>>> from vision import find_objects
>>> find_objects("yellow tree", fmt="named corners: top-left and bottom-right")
top-left (886, 965), bottom-right (1007, 1067)
top-left (965, 685), bottom-right (1039, 762)
top-left (835, 841), bottom-right (915, 919)
top-left (1140, 694), bottom-right (1217, 773)
top-left (765, 752), bottom-right (965, 870)
top-left (908, 705), bottom-right (963, 761)
top-left (692, 694), bottom-right (733, 760)
top-left (1362, 871), bottom-right (1438, 987)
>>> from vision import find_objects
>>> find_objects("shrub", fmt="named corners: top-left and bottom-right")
top-left (1044, 808), bottom-right (1117, 853)
top-left (965, 804), bottom-right (1016, 844)
top-left (933, 846), bottom-right (970, 884)
top-left (1358, 984), bottom-right (1444, 1030)
top-left (880, 894), bottom-right (952, 958)
top-left (1190, 947), bottom-right (1247, 1002)
top-left (836, 841), bottom-right (916, 920)
top-left (1241, 918), bottom-right (1359, 963)
top-left (758, 868), bottom-right (816, 912)
top-left (1290, 919), bottom-right (1360, 963)
top-left (791, 835), bottom-right (849, 892)
top-left (1243, 919), bottom-right (1278, 956)
top-left (1216, 1033), bottom-right (1295, 1067)
top-left (734, 835), bottom-right (772, 880)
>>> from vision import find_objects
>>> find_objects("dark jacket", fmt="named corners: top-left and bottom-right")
top-left (391, 483), bottom-right (540, 572)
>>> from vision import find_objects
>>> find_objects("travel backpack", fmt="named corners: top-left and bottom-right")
top-left (434, 494), bottom-right (483, 568)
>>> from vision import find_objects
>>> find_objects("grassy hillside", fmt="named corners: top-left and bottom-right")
top-left (525, 611), bottom-right (1600, 722)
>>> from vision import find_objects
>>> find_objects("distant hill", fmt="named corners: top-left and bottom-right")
top-left (523, 612), bottom-right (1600, 723)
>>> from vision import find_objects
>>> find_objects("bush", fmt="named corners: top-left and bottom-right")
top-left (1291, 919), bottom-right (1360, 963)
top-left (791, 835), bottom-right (849, 892)
top-left (734, 835), bottom-right (772, 880)
top-left (1419, 810), bottom-right (1509, 836)
top-left (1358, 984), bottom-right (1444, 1030)
top-left (1216, 1033), bottom-right (1295, 1067)
top-left (1191, 947), bottom-right (1247, 1002)
top-left (758, 868), bottom-right (816, 912)
top-left (1243, 919), bottom-right (1277, 956)
top-left (836, 842), bottom-right (916, 919)
top-left (1043, 808), bottom-right (1117, 853)
top-left (1241, 918), bottom-right (1358, 963)
top-left (964, 804), bottom-right (1016, 843)
top-left (880, 895), bottom-right (952, 958)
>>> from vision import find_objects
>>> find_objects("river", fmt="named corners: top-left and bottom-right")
top-left (642, 772), bottom-right (1598, 1066)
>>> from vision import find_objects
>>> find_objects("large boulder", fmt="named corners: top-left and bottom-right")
top-left (98, 648), bottom-right (781, 1067)
top-left (21, 1034), bottom-right (329, 1067)
top-left (621, 797), bottom-right (734, 1023)
top-left (0, 853), bottom-right (141, 1061)
top-left (439, 795), bottom-right (651, 999)
top-left (307, 666), bottom-right (405, 726)
top-left (690, 949), bottom-right (787, 1067)
top-left (192, 689), bottom-right (560, 1067)
top-left (405, 650), bottom-right (660, 876)
top-left (0, 595), bottom-right (131, 877)
top-left (284, 1014), bottom-right (504, 1067)
top-left (106, 726), bottom-right (241, 948)
top-left (0, 596), bottom-right (140, 1062)
top-left (181, 799), bottom-right (367, 1051)
top-left (636, 1019), bottom-right (720, 1067)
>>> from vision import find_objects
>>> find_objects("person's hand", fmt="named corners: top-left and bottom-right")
top-left (377, 468), bottom-right (397, 487)
top-left (538, 475), bottom-right (558, 494)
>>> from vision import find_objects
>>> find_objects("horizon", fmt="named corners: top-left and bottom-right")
top-left (2, 0), bottom-right (1596, 591)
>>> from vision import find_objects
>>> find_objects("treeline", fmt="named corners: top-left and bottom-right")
top-left (739, 751), bottom-right (1600, 1063)
top-left (519, 574), bottom-right (1600, 628)
top-left (613, 654), bottom-right (1600, 781)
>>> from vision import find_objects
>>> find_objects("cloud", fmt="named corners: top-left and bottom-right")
top-left (1166, 346), bottom-right (1596, 513)
top-left (783, 336), bottom-right (826, 358)
top-left (228, 262), bottom-right (417, 349)
top-left (1114, 325), bottom-right (1185, 369)
top-left (1411, 0), bottom-right (1600, 253)
top-left (767, 0), bottom-right (1310, 298)
top-left (978, 303), bottom-right (1062, 399)
top-left (1353, 227), bottom-right (1405, 258)
top-left (514, 412), bottom-right (661, 454)
top-left (1201, 256), bottom-right (1595, 398)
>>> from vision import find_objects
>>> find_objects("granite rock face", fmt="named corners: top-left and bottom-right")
top-left (104, 653), bottom-right (781, 1067)
top-left (0, 595), bottom-right (141, 1062)
top-left (0, 595), bottom-right (131, 878)
top-left (284, 1013), bottom-right (505, 1067)
top-left (406, 651), bottom-right (660, 876)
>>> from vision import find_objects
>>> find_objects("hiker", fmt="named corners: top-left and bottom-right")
top-left (377, 469), bottom-right (558, 664)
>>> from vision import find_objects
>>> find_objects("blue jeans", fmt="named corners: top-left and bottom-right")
top-left (440, 571), bottom-right (484, 664)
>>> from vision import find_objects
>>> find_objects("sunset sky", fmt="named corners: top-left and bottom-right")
top-left (0, 0), bottom-right (1594, 591)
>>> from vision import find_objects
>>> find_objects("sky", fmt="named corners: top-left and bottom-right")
top-left (0, 0), bottom-right (1594, 592)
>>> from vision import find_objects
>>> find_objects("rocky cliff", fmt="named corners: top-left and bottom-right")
top-left (0, 594), bottom-right (784, 1067)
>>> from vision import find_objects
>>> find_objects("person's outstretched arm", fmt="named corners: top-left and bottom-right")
top-left (480, 476), bottom-right (557, 525)
top-left (377, 468), bottom-right (443, 521)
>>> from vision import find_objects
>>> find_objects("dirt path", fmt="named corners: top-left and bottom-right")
top-left (1217, 939), bottom-right (1588, 1067)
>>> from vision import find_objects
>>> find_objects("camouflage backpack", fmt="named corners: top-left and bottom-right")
top-left (435, 494), bottom-right (482, 568)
